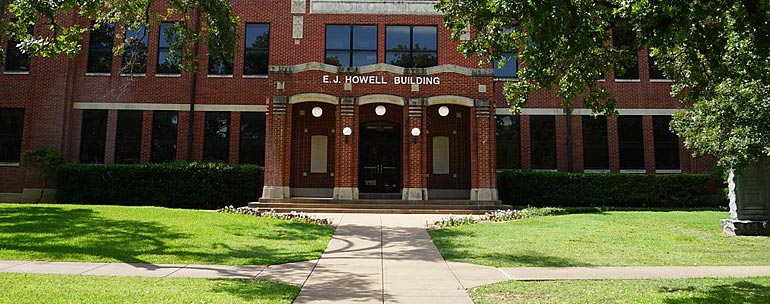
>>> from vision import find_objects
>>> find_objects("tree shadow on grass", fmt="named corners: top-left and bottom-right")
top-left (661, 281), bottom-right (770, 304)
top-left (209, 279), bottom-right (300, 303)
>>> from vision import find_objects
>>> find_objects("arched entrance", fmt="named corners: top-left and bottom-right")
top-left (359, 121), bottom-right (402, 198)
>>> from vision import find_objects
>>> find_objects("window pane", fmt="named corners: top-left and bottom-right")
top-left (79, 110), bottom-right (108, 163)
top-left (618, 115), bottom-right (645, 170)
top-left (352, 26), bottom-right (377, 50)
top-left (432, 136), bottom-right (450, 174)
top-left (87, 23), bottom-right (115, 73)
top-left (123, 25), bottom-right (148, 74)
top-left (245, 24), bottom-right (270, 49)
top-left (412, 26), bottom-right (437, 51)
top-left (244, 24), bottom-right (270, 75)
top-left (204, 112), bottom-right (230, 162)
top-left (208, 54), bottom-right (233, 75)
top-left (386, 52), bottom-right (413, 67)
top-left (157, 22), bottom-right (180, 74)
top-left (653, 116), bottom-right (680, 170)
top-left (310, 135), bottom-right (328, 173)
top-left (530, 116), bottom-right (556, 169)
top-left (239, 112), bottom-right (265, 165)
top-left (151, 111), bottom-right (178, 162)
top-left (494, 53), bottom-right (518, 78)
top-left (582, 116), bottom-right (609, 169)
top-left (115, 110), bottom-right (142, 164)
top-left (5, 26), bottom-right (32, 72)
top-left (613, 27), bottom-right (639, 79)
top-left (648, 55), bottom-right (666, 80)
top-left (325, 51), bottom-right (350, 67)
top-left (244, 50), bottom-right (269, 75)
top-left (386, 26), bottom-right (410, 51)
top-left (325, 25), bottom-right (350, 50)
top-left (413, 52), bottom-right (437, 68)
top-left (352, 51), bottom-right (377, 66)
top-left (496, 115), bottom-right (520, 169)
top-left (0, 108), bottom-right (24, 163)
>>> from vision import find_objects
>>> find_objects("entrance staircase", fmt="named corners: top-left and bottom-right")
top-left (248, 198), bottom-right (512, 214)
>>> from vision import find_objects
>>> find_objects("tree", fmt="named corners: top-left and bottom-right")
top-left (436, 0), bottom-right (770, 171)
top-left (22, 148), bottom-right (65, 203)
top-left (0, 0), bottom-right (240, 72)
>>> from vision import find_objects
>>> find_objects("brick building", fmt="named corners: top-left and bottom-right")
top-left (0, 0), bottom-right (715, 202)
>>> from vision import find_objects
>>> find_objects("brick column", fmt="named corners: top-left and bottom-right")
top-left (229, 113), bottom-right (241, 164)
top-left (643, 115), bottom-right (656, 173)
top-left (470, 99), bottom-right (498, 201)
top-left (261, 96), bottom-right (291, 199)
top-left (403, 98), bottom-right (427, 200)
top-left (333, 98), bottom-right (359, 199)
top-left (571, 114), bottom-right (584, 173)
top-left (520, 115), bottom-right (532, 170)
top-left (607, 116), bottom-right (620, 172)
top-left (556, 114), bottom-right (569, 171)
top-left (104, 110), bottom-right (118, 164)
top-left (140, 110), bottom-right (153, 163)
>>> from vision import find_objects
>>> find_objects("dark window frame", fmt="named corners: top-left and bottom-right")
top-left (618, 115), bottom-right (646, 170)
top-left (86, 22), bottom-right (115, 74)
top-left (493, 52), bottom-right (518, 79)
top-left (530, 115), bottom-right (557, 170)
top-left (203, 111), bottom-right (231, 162)
top-left (324, 24), bottom-right (378, 67)
top-left (115, 110), bottom-right (143, 164)
top-left (613, 27), bottom-right (639, 80)
top-left (157, 22), bottom-right (181, 75)
top-left (4, 23), bottom-right (32, 72)
top-left (385, 25), bottom-right (438, 68)
top-left (648, 55), bottom-right (667, 80)
top-left (243, 23), bottom-right (270, 76)
top-left (239, 112), bottom-right (266, 165)
top-left (208, 31), bottom-right (235, 75)
top-left (79, 110), bottom-right (108, 164)
top-left (581, 116), bottom-right (609, 170)
top-left (122, 25), bottom-right (149, 74)
top-left (653, 116), bottom-right (680, 170)
top-left (495, 115), bottom-right (521, 169)
top-left (150, 111), bottom-right (178, 163)
top-left (0, 108), bottom-right (25, 163)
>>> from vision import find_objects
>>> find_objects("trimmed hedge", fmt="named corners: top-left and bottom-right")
top-left (498, 171), bottom-right (723, 208)
top-left (56, 163), bottom-right (262, 209)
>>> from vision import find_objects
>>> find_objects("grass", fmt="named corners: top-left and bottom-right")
top-left (0, 204), bottom-right (334, 265)
top-left (0, 273), bottom-right (298, 304)
top-left (429, 211), bottom-right (770, 267)
top-left (469, 277), bottom-right (770, 304)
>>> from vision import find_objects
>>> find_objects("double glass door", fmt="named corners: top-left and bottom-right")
top-left (359, 122), bottom-right (401, 195)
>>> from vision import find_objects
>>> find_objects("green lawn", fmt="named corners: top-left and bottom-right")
top-left (0, 273), bottom-right (298, 304)
top-left (470, 277), bottom-right (770, 304)
top-left (429, 211), bottom-right (770, 267)
top-left (0, 204), bottom-right (334, 265)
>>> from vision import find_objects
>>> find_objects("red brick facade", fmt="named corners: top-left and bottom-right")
top-left (0, 1), bottom-right (715, 200)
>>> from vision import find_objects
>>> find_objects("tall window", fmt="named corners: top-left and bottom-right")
top-left (493, 53), bottom-right (518, 78)
top-left (79, 110), bottom-right (108, 163)
top-left (496, 115), bottom-right (521, 169)
top-left (0, 108), bottom-right (24, 163)
top-left (204, 112), bottom-right (230, 162)
top-left (157, 22), bottom-right (181, 74)
top-left (386, 26), bottom-right (437, 68)
top-left (115, 110), bottom-right (142, 164)
top-left (325, 25), bottom-right (377, 67)
top-left (122, 25), bottom-right (148, 74)
top-left (87, 22), bottom-right (115, 74)
top-left (653, 116), bottom-right (680, 170)
top-left (239, 112), bottom-right (265, 165)
top-left (151, 111), bottom-right (178, 162)
top-left (648, 55), bottom-right (666, 80)
top-left (582, 116), bottom-right (609, 169)
top-left (208, 33), bottom-right (234, 75)
top-left (618, 116), bottom-right (645, 170)
top-left (244, 24), bottom-right (270, 75)
top-left (613, 27), bottom-right (639, 80)
top-left (4, 24), bottom-right (31, 72)
top-left (530, 116), bottom-right (556, 169)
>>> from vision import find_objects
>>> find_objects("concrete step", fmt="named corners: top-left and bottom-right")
top-left (251, 202), bottom-right (506, 210)
top-left (257, 198), bottom-right (503, 206)
top-left (248, 199), bottom-right (512, 214)
top-left (249, 207), bottom-right (497, 215)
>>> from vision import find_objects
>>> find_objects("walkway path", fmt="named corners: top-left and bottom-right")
top-left (4, 212), bottom-right (770, 304)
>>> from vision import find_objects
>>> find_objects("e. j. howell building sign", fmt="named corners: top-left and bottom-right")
top-left (322, 75), bottom-right (442, 85)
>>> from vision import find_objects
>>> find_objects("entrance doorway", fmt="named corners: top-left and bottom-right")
top-left (359, 121), bottom-right (401, 198)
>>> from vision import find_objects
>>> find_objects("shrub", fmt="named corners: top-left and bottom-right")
top-left (498, 171), bottom-right (721, 208)
top-left (56, 162), bottom-right (262, 209)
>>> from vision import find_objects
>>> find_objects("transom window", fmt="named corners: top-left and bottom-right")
top-left (244, 23), bottom-right (270, 75)
top-left (386, 25), bottom-right (437, 68)
top-left (325, 25), bottom-right (377, 67)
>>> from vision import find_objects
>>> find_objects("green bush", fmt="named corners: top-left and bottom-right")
top-left (56, 163), bottom-right (262, 209)
top-left (498, 171), bottom-right (721, 208)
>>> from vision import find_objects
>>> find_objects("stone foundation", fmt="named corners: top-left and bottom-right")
top-left (721, 219), bottom-right (770, 236)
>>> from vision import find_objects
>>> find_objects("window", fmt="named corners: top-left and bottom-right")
top-left (613, 27), bottom-right (638, 80)
top-left (4, 24), bottom-right (31, 72)
top-left (79, 110), bottom-right (107, 163)
top-left (0, 108), bottom-right (24, 163)
top-left (204, 112), bottom-right (230, 162)
top-left (239, 112), bottom-right (265, 165)
top-left (310, 135), bottom-right (328, 173)
top-left (496, 115), bottom-right (521, 169)
top-left (386, 26), bottom-right (437, 68)
top-left (87, 22), bottom-right (115, 73)
top-left (530, 116), bottom-right (556, 169)
top-left (122, 25), bottom-right (148, 74)
top-left (325, 25), bottom-right (377, 67)
top-left (151, 111), bottom-right (178, 162)
top-left (115, 110), bottom-right (142, 164)
top-left (648, 55), bottom-right (666, 80)
top-left (208, 34), bottom-right (234, 75)
top-left (582, 116), bottom-right (609, 169)
top-left (244, 24), bottom-right (270, 75)
top-left (432, 136), bottom-right (450, 174)
top-left (618, 116), bottom-right (645, 170)
top-left (157, 22), bottom-right (181, 74)
top-left (653, 116), bottom-right (680, 170)
top-left (493, 53), bottom-right (518, 78)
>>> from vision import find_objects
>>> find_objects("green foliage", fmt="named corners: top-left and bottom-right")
top-left (55, 162), bottom-right (262, 209)
top-left (498, 171), bottom-right (719, 208)
top-left (22, 148), bottom-right (65, 180)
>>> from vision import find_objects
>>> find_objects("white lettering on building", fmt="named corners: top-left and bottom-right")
top-left (321, 75), bottom-right (441, 86)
